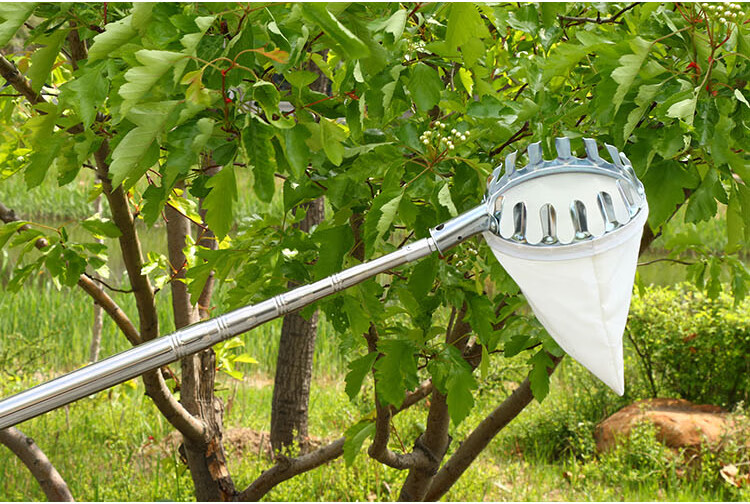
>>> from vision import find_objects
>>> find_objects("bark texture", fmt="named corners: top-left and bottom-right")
top-left (271, 197), bottom-right (325, 453)
top-left (0, 427), bottom-right (74, 502)
top-left (167, 184), bottom-right (235, 500)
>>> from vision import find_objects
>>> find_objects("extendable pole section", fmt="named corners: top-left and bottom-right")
top-left (0, 205), bottom-right (491, 430)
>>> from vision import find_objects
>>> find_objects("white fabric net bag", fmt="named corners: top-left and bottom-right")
top-left (482, 138), bottom-right (648, 395)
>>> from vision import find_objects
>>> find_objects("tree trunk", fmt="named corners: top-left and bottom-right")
top-left (166, 182), bottom-right (235, 500)
top-left (270, 58), bottom-right (328, 455)
top-left (270, 198), bottom-right (325, 454)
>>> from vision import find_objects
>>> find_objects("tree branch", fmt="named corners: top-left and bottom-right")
top-left (0, 427), bottom-right (74, 502)
top-left (77, 275), bottom-right (141, 346)
top-left (0, 55), bottom-right (42, 104)
top-left (558, 3), bottom-right (638, 27)
top-left (488, 121), bottom-right (531, 158)
top-left (239, 375), bottom-right (434, 501)
top-left (424, 354), bottom-right (563, 501)
top-left (365, 325), bottom-right (430, 470)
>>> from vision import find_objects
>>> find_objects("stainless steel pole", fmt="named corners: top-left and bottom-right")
top-left (0, 203), bottom-right (493, 430)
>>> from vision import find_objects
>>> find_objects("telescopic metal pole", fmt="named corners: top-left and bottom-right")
top-left (0, 205), bottom-right (491, 430)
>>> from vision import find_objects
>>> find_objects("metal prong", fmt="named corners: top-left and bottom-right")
top-left (583, 138), bottom-right (603, 163)
top-left (512, 202), bottom-right (527, 242)
top-left (570, 200), bottom-right (591, 240)
top-left (490, 164), bottom-right (503, 188)
top-left (605, 144), bottom-right (623, 168)
top-left (505, 151), bottom-right (517, 175)
top-left (619, 152), bottom-right (637, 180)
top-left (597, 192), bottom-right (619, 232)
top-left (527, 142), bottom-right (543, 167)
top-left (540, 204), bottom-right (558, 244)
top-left (555, 137), bottom-right (572, 160)
top-left (616, 179), bottom-right (637, 217)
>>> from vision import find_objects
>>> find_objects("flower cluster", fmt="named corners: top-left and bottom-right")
top-left (700, 2), bottom-right (744, 24)
top-left (419, 121), bottom-right (471, 152)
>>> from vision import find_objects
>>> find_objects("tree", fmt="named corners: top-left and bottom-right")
top-left (0, 2), bottom-right (748, 501)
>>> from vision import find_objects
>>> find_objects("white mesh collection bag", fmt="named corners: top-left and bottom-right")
top-left (482, 138), bottom-right (648, 395)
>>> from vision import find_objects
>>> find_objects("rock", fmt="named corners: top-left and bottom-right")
top-left (595, 398), bottom-right (731, 452)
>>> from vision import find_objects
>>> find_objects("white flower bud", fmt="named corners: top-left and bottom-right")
top-left (725, 10), bottom-right (732, 17)
top-left (720, 16), bottom-right (727, 22)
top-left (448, 144), bottom-right (455, 150)
top-left (465, 130), bottom-right (471, 136)
top-left (439, 123), bottom-right (446, 129)
top-left (451, 128), bottom-right (457, 134)
top-left (460, 135), bottom-right (467, 141)
top-left (422, 139), bottom-right (430, 145)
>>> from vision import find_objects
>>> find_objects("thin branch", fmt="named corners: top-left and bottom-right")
top-left (82, 272), bottom-right (134, 294)
top-left (558, 2), bottom-right (638, 27)
top-left (638, 257), bottom-right (695, 267)
top-left (77, 275), bottom-right (140, 346)
top-left (0, 55), bottom-right (43, 104)
top-left (0, 427), bottom-right (74, 501)
top-left (488, 121), bottom-right (531, 158)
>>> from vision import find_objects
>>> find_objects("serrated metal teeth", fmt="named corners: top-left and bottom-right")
top-left (490, 164), bottom-right (503, 188)
top-left (512, 202), bottom-right (527, 242)
top-left (583, 137), bottom-right (603, 163)
top-left (570, 200), bottom-right (592, 241)
top-left (554, 137), bottom-right (572, 160)
top-left (597, 191), bottom-right (619, 232)
top-left (527, 142), bottom-right (543, 167)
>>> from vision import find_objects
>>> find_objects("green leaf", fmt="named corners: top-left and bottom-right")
top-left (343, 420), bottom-right (375, 466)
top-left (374, 339), bottom-right (419, 407)
top-left (119, 50), bottom-right (185, 108)
top-left (88, 15), bottom-right (137, 62)
top-left (202, 166), bottom-right (237, 239)
top-left (528, 350), bottom-right (555, 402)
top-left (666, 93), bottom-right (697, 126)
top-left (458, 67), bottom-right (473, 96)
top-left (313, 224), bottom-right (354, 279)
top-left (466, 295), bottom-right (497, 350)
top-left (504, 334), bottom-right (532, 357)
top-left (27, 29), bottom-right (66, 93)
top-left (437, 183), bottom-right (458, 217)
top-left (685, 170), bottom-right (722, 223)
top-left (109, 101), bottom-right (177, 189)
top-left (446, 360), bottom-right (476, 426)
top-left (300, 4), bottom-right (369, 60)
top-left (0, 221), bottom-right (27, 250)
top-left (726, 186), bottom-right (744, 253)
top-left (319, 118), bottom-right (347, 166)
top-left (286, 70), bottom-right (318, 88)
top-left (446, 3), bottom-right (489, 52)
top-left (611, 37), bottom-right (650, 114)
top-left (543, 44), bottom-right (587, 81)
top-left (162, 118), bottom-right (214, 188)
top-left (345, 352), bottom-right (378, 400)
top-left (0, 4), bottom-right (36, 47)
top-left (376, 193), bottom-right (403, 242)
top-left (641, 161), bottom-right (698, 230)
top-left (735, 89), bottom-right (750, 108)
top-left (24, 112), bottom-right (62, 188)
top-left (81, 215), bottom-right (122, 239)
top-left (60, 61), bottom-right (109, 129)
top-left (382, 9), bottom-right (407, 41)
top-left (242, 118), bottom-right (276, 202)
top-left (283, 125), bottom-right (311, 178)
top-left (407, 63), bottom-right (443, 112)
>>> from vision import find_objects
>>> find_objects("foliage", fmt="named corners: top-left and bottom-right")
top-left (628, 283), bottom-right (750, 407)
top-left (0, 1), bottom-right (749, 500)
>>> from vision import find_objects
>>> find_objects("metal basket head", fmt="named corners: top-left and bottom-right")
top-left (485, 137), bottom-right (646, 249)
top-left (483, 137), bottom-right (649, 395)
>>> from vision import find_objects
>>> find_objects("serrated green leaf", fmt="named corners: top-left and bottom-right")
top-left (375, 193), bottom-right (403, 243)
top-left (202, 166), bottom-right (237, 239)
top-left (374, 339), bottom-right (418, 407)
top-left (81, 215), bottom-right (122, 238)
top-left (300, 4), bottom-right (369, 60)
top-left (242, 118), bottom-right (276, 202)
top-left (284, 125), bottom-right (311, 178)
top-left (528, 350), bottom-right (554, 402)
top-left (446, 360), bottom-right (476, 426)
top-left (342, 294), bottom-right (370, 336)
top-left (27, 30), bottom-right (66, 93)
top-left (24, 110), bottom-right (61, 188)
top-left (313, 224), bottom-right (354, 279)
top-left (88, 15), bottom-right (137, 62)
top-left (162, 118), bottom-right (214, 188)
top-left (735, 89), bottom-right (750, 108)
top-left (343, 420), bottom-right (375, 466)
top-left (446, 3), bottom-right (489, 52)
top-left (504, 334), bottom-right (532, 357)
top-left (666, 94), bottom-right (697, 125)
top-left (319, 118), bottom-right (347, 166)
top-left (0, 4), bottom-right (36, 47)
top-left (641, 161), bottom-right (698, 231)
top-left (0, 221), bottom-right (27, 250)
top-left (611, 37), bottom-right (651, 114)
top-left (109, 101), bottom-right (177, 189)
top-left (543, 44), bottom-right (587, 80)
top-left (685, 170), bottom-right (722, 223)
top-left (345, 352), bottom-right (378, 400)
top-left (458, 67), bottom-right (473, 96)
top-left (286, 70), bottom-right (318, 89)
top-left (119, 50), bottom-right (185, 108)
top-left (407, 63), bottom-right (443, 113)
top-left (726, 186), bottom-right (744, 253)
top-left (60, 61), bottom-right (109, 129)
top-left (437, 183), bottom-right (458, 217)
